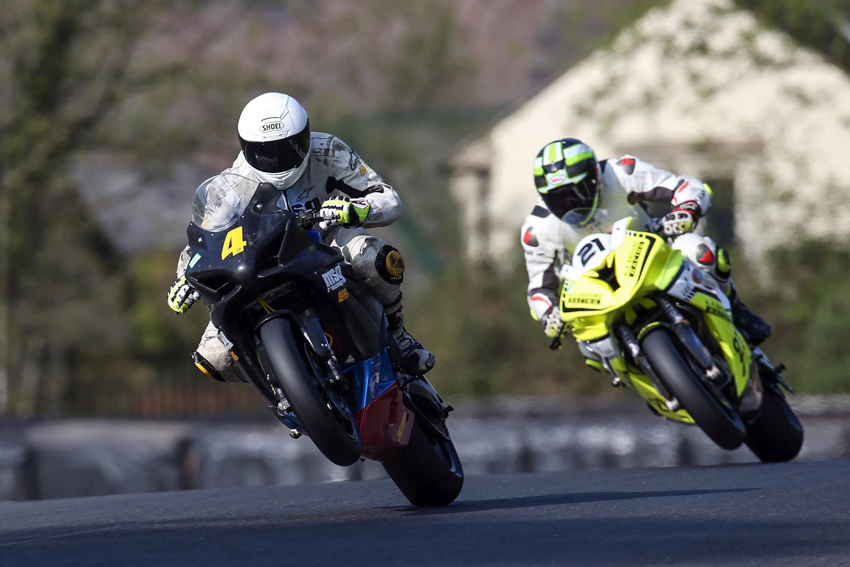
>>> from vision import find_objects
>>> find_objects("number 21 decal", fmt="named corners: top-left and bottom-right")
top-left (578, 237), bottom-right (606, 266)
top-left (221, 226), bottom-right (247, 260)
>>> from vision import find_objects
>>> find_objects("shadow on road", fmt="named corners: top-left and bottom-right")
top-left (383, 488), bottom-right (758, 515)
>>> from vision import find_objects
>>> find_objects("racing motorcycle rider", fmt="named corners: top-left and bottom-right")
top-left (167, 92), bottom-right (435, 380)
top-left (521, 138), bottom-right (772, 354)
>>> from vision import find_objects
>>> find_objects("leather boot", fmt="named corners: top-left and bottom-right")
top-left (385, 294), bottom-right (436, 374)
top-left (732, 301), bottom-right (772, 346)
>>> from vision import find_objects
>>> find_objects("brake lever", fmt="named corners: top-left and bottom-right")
top-left (628, 192), bottom-right (674, 242)
top-left (648, 217), bottom-right (677, 244)
top-left (297, 212), bottom-right (337, 234)
top-left (297, 211), bottom-right (320, 228)
top-left (648, 217), bottom-right (663, 234)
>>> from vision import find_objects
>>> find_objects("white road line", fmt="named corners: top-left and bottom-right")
top-left (0, 527), bottom-right (114, 548)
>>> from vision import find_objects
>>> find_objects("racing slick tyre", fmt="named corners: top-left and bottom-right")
top-left (641, 327), bottom-right (746, 450)
top-left (383, 420), bottom-right (464, 507)
top-left (745, 387), bottom-right (804, 462)
top-left (260, 318), bottom-right (362, 466)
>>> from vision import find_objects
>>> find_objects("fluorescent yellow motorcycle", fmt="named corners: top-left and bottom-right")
top-left (554, 207), bottom-right (803, 460)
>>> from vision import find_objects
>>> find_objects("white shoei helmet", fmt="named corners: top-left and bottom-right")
top-left (237, 92), bottom-right (311, 190)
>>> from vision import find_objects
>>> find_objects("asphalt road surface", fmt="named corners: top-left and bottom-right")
top-left (1, 459), bottom-right (848, 566)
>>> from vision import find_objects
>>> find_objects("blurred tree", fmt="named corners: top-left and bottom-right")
top-left (321, 1), bottom-right (476, 270)
top-left (0, 0), bottom-right (179, 415)
top-left (734, 0), bottom-right (850, 72)
top-left (531, 0), bottom-right (669, 86)
top-left (734, 240), bottom-right (850, 394)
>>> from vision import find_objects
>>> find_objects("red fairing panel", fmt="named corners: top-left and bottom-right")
top-left (356, 384), bottom-right (415, 461)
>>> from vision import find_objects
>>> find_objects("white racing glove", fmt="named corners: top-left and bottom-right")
top-left (541, 306), bottom-right (566, 338)
top-left (660, 201), bottom-right (700, 238)
top-left (168, 276), bottom-right (200, 314)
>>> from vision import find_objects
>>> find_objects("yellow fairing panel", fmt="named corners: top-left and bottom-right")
top-left (687, 294), bottom-right (751, 396)
top-left (560, 232), bottom-right (670, 341)
top-left (630, 373), bottom-right (696, 423)
top-left (609, 356), bottom-right (695, 424)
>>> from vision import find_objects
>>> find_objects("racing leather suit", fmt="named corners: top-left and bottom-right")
top-left (177, 133), bottom-right (411, 375)
top-left (521, 155), bottom-right (724, 324)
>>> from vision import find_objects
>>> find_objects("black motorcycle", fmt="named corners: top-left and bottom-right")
top-left (184, 173), bottom-right (463, 506)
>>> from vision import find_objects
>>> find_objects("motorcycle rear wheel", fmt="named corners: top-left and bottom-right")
top-left (641, 327), bottom-right (746, 450)
top-left (260, 318), bottom-right (362, 467)
top-left (745, 387), bottom-right (804, 462)
top-left (383, 420), bottom-right (464, 507)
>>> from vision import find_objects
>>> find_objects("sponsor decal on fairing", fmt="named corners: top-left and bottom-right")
top-left (322, 265), bottom-right (346, 291)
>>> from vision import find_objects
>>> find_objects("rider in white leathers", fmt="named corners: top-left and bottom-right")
top-left (521, 138), bottom-right (771, 348)
top-left (167, 92), bottom-right (434, 379)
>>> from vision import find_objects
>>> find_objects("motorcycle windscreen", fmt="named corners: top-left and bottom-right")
top-left (192, 173), bottom-right (257, 232)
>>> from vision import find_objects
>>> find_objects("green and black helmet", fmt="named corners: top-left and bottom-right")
top-left (533, 138), bottom-right (600, 219)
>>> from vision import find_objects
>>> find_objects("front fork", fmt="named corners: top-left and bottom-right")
top-left (242, 309), bottom-right (349, 435)
top-left (616, 324), bottom-right (677, 410)
top-left (653, 295), bottom-right (724, 383)
top-left (612, 295), bottom-right (725, 410)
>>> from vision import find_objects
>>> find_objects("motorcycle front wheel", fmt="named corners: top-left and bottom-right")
top-left (382, 419), bottom-right (464, 507)
top-left (259, 318), bottom-right (362, 467)
top-left (641, 327), bottom-right (746, 450)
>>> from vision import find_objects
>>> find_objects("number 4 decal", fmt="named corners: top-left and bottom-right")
top-left (221, 226), bottom-right (247, 260)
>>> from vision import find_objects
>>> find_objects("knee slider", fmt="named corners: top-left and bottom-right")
top-left (689, 238), bottom-right (729, 284)
top-left (716, 247), bottom-right (731, 282)
top-left (695, 241), bottom-right (731, 283)
top-left (375, 245), bottom-right (405, 285)
top-left (193, 351), bottom-right (225, 382)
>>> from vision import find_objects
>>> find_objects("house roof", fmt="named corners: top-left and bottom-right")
top-left (448, 0), bottom-right (850, 170)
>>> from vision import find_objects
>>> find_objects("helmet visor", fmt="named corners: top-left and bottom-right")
top-left (541, 181), bottom-right (596, 219)
top-left (240, 121), bottom-right (311, 174)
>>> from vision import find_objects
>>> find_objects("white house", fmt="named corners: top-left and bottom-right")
top-left (448, 0), bottom-right (850, 269)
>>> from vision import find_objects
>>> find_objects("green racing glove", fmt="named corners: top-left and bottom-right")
top-left (319, 197), bottom-right (370, 227)
top-left (541, 306), bottom-right (566, 338)
top-left (167, 276), bottom-right (200, 314)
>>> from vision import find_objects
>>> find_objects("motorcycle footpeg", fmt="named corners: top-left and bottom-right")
top-left (755, 355), bottom-right (795, 393)
top-left (775, 368), bottom-right (795, 394)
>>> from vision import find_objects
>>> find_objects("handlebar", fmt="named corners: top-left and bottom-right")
top-left (626, 193), bottom-right (669, 239)
top-left (296, 210), bottom-right (338, 232)
top-left (297, 210), bottom-right (320, 228)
